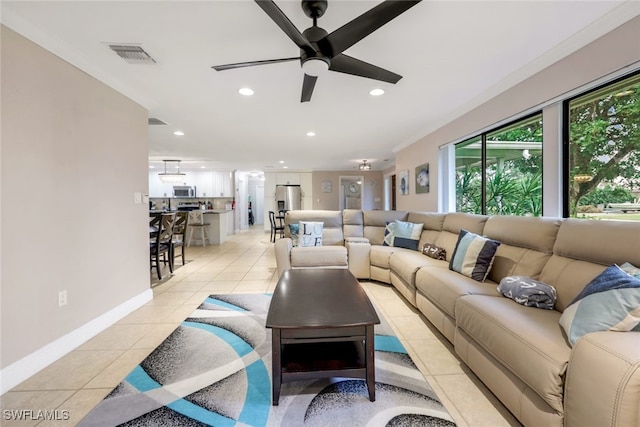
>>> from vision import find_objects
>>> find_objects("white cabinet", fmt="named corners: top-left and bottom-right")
top-left (212, 171), bottom-right (233, 197)
top-left (192, 172), bottom-right (213, 197)
top-left (276, 173), bottom-right (300, 185)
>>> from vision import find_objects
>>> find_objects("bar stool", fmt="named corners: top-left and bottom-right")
top-left (187, 210), bottom-right (210, 247)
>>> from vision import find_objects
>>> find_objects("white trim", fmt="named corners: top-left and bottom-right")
top-left (0, 289), bottom-right (153, 395)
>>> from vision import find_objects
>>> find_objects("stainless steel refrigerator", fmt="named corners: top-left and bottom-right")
top-left (275, 185), bottom-right (301, 211)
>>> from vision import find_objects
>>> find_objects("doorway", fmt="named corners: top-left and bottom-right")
top-left (339, 176), bottom-right (363, 210)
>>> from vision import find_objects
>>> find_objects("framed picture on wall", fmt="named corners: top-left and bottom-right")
top-left (321, 180), bottom-right (332, 193)
top-left (398, 170), bottom-right (409, 195)
top-left (415, 163), bottom-right (429, 194)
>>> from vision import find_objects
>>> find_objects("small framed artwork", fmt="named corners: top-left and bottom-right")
top-left (415, 163), bottom-right (429, 194)
top-left (321, 180), bottom-right (332, 193)
top-left (398, 170), bottom-right (409, 195)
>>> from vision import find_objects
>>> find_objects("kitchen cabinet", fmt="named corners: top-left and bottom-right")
top-left (213, 171), bottom-right (233, 197)
top-left (192, 172), bottom-right (213, 197)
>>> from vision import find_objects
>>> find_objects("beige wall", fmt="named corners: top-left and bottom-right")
top-left (395, 16), bottom-right (640, 213)
top-left (312, 171), bottom-right (384, 210)
top-left (1, 26), bottom-right (150, 381)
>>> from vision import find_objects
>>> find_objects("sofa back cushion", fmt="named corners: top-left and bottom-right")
top-left (406, 212), bottom-right (446, 249)
top-left (363, 210), bottom-right (408, 245)
top-left (343, 209), bottom-right (364, 238)
top-left (540, 218), bottom-right (640, 312)
top-left (434, 213), bottom-right (488, 259)
top-left (284, 210), bottom-right (344, 246)
top-left (483, 215), bottom-right (561, 284)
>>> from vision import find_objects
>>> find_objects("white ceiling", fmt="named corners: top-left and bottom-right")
top-left (2, 1), bottom-right (637, 172)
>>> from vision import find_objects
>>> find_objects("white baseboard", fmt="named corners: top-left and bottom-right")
top-left (0, 288), bottom-right (153, 395)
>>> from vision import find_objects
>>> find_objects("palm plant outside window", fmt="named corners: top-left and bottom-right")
top-left (455, 114), bottom-right (543, 216)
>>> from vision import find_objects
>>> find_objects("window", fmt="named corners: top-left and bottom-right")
top-left (565, 72), bottom-right (640, 220)
top-left (455, 114), bottom-right (543, 216)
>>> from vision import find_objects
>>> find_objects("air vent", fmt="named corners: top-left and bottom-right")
top-left (148, 118), bottom-right (167, 126)
top-left (109, 44), bottom-right (156, 64)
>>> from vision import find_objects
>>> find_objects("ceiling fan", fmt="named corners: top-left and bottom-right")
top-left (212, 0), bottom-right (421, 102)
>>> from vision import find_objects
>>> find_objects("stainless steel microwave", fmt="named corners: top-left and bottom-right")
top-left (173, 186), bottom-right (196, 198)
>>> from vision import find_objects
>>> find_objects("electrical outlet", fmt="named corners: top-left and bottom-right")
top-left (58, 290), bottom-right (68, 307)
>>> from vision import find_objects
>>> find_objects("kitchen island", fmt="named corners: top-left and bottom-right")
top-left (201, 210), bottom-right (230, 245)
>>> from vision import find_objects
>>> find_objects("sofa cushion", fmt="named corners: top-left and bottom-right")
top-left (415, 267), bottom-right (498, 320)
top-left (290, 246), bottom-right (347, 268)
top-left (483, 216), bottom-right (560, 283)
top-left (559, 265), bottom-right (640, 346)
top-left (455, 294), bottom-right (571, 413)
top-left (389, 251), bottom-right (441, 289)
top-left (497, 276), bottom-right (557, 310)
top-left (298, 221), bottom-right (323, 247)
top-left (370, 245), bottom-right (403, 269)
top-left (343, 209), bottom-right (364, 238)
top-left (449, 230), bottom-right (501, 282)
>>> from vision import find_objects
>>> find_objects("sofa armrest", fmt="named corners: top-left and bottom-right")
top-left (564, 331), bottom-right (640, 427)
top-left (345, 238), bottom-right (371, 279)
top-left (274, 238), bottom-right (293, 278)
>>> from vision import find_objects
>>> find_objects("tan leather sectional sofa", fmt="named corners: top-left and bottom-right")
top-left (274, 209), bottom-right (640, 427)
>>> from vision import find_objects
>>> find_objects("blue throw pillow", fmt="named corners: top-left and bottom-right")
top-left (559, 265), bottom-right (640, 347)
top-left (449, 229), bottom-right (501, 282)
top-left (288, 223), bottom-right (299, 247)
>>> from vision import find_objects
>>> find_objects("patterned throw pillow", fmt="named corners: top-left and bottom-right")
top-left (559, 264), bottom-right (640, 347)
top-left (383, 220), bottom-right (423, 251)
top-left (449, 229), bottom-right (501, 282)
top-left (422, 244), bottom-right (446, 261)
top-left (288, 223), bottom-right (299, 247)
top-left (497, 276), bottom-right (557, 310)
top-left (620, 262), bottom-right (640, 279)
top-left (298, 221), bottom-right (323, 247)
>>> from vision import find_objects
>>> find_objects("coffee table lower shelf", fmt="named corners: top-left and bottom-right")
top-left (281, 340), bottom-right (366, 380)
top-left (270, 327), bottom-right (376, 405)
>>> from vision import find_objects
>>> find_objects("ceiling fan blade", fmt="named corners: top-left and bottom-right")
top-left (212, 57), bottom-right (299, 71)
top-left (301, 74), bottom-right (317, 103)
top-left (321, 0), bottom-right (421, 57)
top-left (329, 54), bottom-right (401, 84)
top-left (255, 0), bottom-right (317, 57)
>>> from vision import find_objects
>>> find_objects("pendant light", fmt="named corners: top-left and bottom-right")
top-left (158, 160), bottom-right (186, 183)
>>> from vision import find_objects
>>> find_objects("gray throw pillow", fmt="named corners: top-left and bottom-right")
top-left (497, 276), bottom-right (557, 310)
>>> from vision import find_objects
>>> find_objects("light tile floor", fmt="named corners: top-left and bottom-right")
top-left (1, 226), bottom-right (521, 427)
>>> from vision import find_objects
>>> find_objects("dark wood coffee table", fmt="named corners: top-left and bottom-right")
top-left (266, 268), bottom-right (380, 405)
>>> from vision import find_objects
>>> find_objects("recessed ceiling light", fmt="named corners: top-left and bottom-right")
top-left (369, 88), bottom-right (385, 96)
top-left (173, 130), bottom-right (184, 136)
top-left (306, 131), bottom-right (316, 137)
top-left (279, 160), bottom-right (285, 164)
top-left (239, 87), bottom-right (254, 96)
top-left (283, 166), bottom-right (289, 169)
top-left (201, 165), bottom-right (206, 169)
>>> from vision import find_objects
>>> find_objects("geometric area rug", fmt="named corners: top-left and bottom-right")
top-left (78, 294), bottom-right (456, 426)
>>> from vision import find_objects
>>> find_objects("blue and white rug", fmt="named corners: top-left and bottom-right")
top-left (79, 294), bottom-right (456, 426)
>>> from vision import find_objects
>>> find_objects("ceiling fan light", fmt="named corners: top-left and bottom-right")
top-left (302, 58), bottom-right (329, 77)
